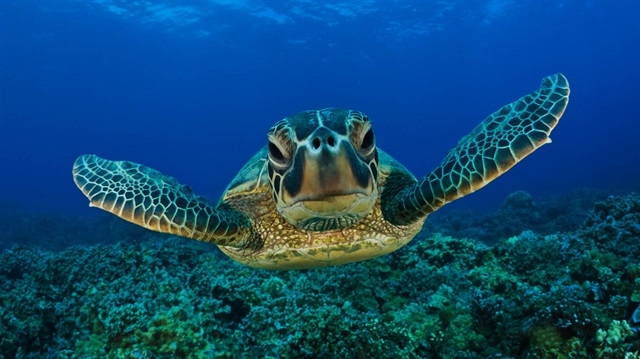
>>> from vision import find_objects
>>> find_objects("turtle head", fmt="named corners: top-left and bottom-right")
top-left (266, 108), bottom-right (379, 231)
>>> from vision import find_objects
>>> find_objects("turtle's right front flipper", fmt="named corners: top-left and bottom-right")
top-left (73, 154), bottom-right (258, 249)
top-left (383, 73), bottom-right (570, 225)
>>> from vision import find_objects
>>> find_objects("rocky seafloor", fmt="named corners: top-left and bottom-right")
top-left (0, 190), bottom-right (639, 358)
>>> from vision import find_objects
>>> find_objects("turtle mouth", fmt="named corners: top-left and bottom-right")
top-left (281, 192), bottom-right (377, 231)
top-left (297, 193), bottom-right (369, 214)
top-left (291, 190), bottom-right (369, 206)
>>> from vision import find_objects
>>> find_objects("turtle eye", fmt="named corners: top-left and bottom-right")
top-left (268, 141), bottom-right (284, 161)
top-left (268, 141), bottom-right (289, 167)
top-left (361, 128), bottom-right (375, 150)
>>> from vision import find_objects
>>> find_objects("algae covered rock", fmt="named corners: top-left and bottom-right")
top-left (1, 193), bottom-right (639, 358)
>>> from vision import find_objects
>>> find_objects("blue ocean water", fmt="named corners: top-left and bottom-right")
top-left (1, 0), bottom-right (638, 216)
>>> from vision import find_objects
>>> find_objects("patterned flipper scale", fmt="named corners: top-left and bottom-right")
top-left (73, 155), bottom-right (255, 248)
top-left (385, 73), bottom-right (570, 225)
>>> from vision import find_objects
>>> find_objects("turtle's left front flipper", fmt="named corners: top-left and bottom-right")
top-left (73, 154), bottom-right (259, 249)
top-left (384, 73), bottom-right (570, 225)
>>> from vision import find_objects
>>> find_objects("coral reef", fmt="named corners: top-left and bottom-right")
top-left (0, 201), bottom-right (155, 252)
top-left (425, 189), bottom-right (611, 244)
top-left (0, 192), bottom-right (638, 358)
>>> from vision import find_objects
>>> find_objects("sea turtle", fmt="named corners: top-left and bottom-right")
top-left (73, 74), bottom-right (569, 270)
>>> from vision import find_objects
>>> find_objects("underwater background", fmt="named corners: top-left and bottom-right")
top-left (1, 0), bottom-right (639, 358)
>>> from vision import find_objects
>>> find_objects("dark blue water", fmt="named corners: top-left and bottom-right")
top-left (1, 0), bottom-right (639, 216)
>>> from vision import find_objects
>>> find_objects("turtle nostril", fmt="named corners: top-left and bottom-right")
top-left (327, 136), bottom-right (336, 147)
top-left (312, 137), bottom-right (321, 149)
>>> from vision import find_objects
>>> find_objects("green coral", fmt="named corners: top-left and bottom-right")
top-left (594, 320), bottom-right (636, 358)
top-left (1, 193), bottom-right (639, 358)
